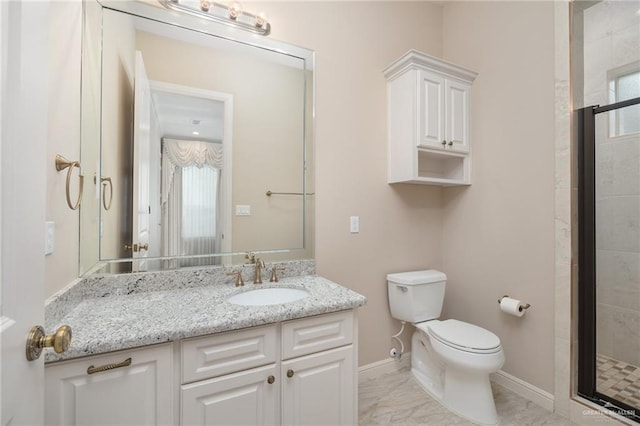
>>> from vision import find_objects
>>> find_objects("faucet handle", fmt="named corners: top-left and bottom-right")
top-left (245, 252), bottom-right (256, 263)
top-left (226, 271), bottom-right (244, 287)
top-left (269, 267), bottom-right (286, 283)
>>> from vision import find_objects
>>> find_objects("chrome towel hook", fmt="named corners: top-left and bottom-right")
top-left (55, 154), bottom-right (84, 210)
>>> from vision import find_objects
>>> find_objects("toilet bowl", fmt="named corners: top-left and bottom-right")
top-left (387, 270), bottom-right (505, 425)
top-left (415, 320), bottom-right (505, 425)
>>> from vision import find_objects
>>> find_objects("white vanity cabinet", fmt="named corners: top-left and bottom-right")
top-left (44, 310), bottom-right (358, 426)
top-left (44, 343), bottom-right (174, 426)
top-left (180, 310), bottom-right (357, 426)
top-left (385, 50), bottom-right (477, 186)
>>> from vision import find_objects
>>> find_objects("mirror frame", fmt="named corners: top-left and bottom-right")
top-left (79, 0), bottom-right (315, 276)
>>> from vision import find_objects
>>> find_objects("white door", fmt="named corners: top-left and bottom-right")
top-left (445, 79), bottom-right (471, 153)
top-left (44, 344), bottom-right (174, 426)
top-left (281, 346), bottom-right (354, 426)
top-left (132, 51), bottom-right (152, 270)
top-left (0, 1), bottom-right (50, 425)
top-left (418, 70), bottom-right (444, 149)
top-left (181, 364), bottom-right (279, 425)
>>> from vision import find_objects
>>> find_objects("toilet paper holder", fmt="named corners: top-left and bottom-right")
top-left (497, 295), bottom-right (531, 311)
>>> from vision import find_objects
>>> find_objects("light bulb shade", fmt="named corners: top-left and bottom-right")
top-left (228, 2), bottom-right (242, 20)
top-left (255, 12), bottom-right (267, 28)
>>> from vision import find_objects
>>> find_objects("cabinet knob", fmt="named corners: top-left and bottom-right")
top-left (447, 141), bottom-right (453, 147)
top-left (441, 140), bottom-right (447, 146)
top-left (287, 369), bottom-right (294, 378)
top-left (267, 375), bottom-right (275, 384)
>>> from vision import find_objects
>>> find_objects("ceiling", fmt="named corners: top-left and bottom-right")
top-left (152, 90), bottom-right (225, 142)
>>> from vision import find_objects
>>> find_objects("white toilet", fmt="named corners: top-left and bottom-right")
top-left (387, 270), bottom-right (505, 425)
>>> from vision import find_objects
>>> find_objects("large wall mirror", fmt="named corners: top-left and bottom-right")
top-left (79, 0), bottom-right (314, 275)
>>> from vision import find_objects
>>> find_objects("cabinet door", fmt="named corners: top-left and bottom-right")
top-left (45, 344), bottom-right (173, 426)
top-left (181, 364), bottom-right (279, 426)
top-left (281, 345), bottom-right (354, 426)
top-left (418, 70), bottom-right (445, 149)
top-left (445, 79), bottom-right (471, 153)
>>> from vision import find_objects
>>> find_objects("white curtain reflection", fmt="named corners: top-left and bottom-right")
top-left (161, 138), bottom-right (223, 267)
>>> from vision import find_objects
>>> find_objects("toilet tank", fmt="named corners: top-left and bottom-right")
top-left (387, 270), bottom-right (447, 323)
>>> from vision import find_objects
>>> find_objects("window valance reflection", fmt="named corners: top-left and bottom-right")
top-left (161, 138), bottom-right (223, 267)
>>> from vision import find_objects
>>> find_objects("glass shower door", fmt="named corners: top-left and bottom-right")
top-left (578, 97), bottom-right (640, 421)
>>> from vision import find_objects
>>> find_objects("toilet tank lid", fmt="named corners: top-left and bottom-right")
top-left (387, 270), bottom-right (446, 285)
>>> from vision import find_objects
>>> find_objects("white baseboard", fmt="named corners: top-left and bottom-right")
top-left (490, 369), bottom-right (555, 412)
top-left (358, 352), bottom-right (411, 381)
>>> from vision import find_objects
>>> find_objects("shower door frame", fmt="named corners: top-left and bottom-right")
top-left (577, 96), bottom-right (640, 422)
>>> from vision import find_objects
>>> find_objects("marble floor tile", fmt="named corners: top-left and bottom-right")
top-left (359, 369), bottom-right (576, 425)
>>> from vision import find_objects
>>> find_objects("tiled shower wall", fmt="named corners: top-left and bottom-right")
top-left (582, 1), bottom-right (640, 367)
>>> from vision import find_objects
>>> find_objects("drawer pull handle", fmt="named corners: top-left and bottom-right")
top-left (287, 369), bottom-right (294, 378)
top-left (267, 375), bottom-right (275, 384)
top-left (87, 357), bottom-right (132, 375)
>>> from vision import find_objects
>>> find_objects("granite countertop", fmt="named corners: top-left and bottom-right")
top-left (45, 275), bottom-right (367, 363)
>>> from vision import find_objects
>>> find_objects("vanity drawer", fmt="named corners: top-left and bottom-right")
top-left (281, 310), bottom-right (354, 360)
top-left (181, 325), bottom-right (277, 384)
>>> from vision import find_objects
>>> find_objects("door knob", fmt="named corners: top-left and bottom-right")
top-left (26, 325), bottom-right (72, 361)
top-left (124, 243), bottom-right (148, 252)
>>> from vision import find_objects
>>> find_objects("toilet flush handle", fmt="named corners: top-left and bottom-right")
top-left (397, 285), bottom-right (408, 293)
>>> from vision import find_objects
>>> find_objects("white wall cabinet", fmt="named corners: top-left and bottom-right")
top-left (385, 50), bottom-right (477, 186)
top-left (44, 343), bottom-right (174, 426)
top-left (46, 310), bottom-right (358, 426)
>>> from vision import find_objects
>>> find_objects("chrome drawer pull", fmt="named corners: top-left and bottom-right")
top-left (87, 357), bottom-right (132, 375)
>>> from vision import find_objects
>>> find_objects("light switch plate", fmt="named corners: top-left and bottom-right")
top-left (236, 205), bottom-right (251, 216)
top-left (350, 216), bottom-right (359, 233)
top-left (45, 221), bottom-right (55, 255)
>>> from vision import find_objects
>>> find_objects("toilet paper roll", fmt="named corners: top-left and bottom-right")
top-left (499, 296), bottom-right (526, 317)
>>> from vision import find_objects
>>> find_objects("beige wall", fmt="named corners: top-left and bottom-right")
top-left (441, 2), bottom-right (556, 393)
top-left (256, 1), bottom-right (445, 366)
top-left (45, 2), bottom-right (561, 394)
top-left (45, 2), bottom-right (82, 297)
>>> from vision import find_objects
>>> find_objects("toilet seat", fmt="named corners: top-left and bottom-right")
top-left (416, 319), bottom-right (502, 354)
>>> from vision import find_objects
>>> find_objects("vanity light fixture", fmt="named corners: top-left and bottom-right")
top-left (160, 0), bottom-right (271, 36)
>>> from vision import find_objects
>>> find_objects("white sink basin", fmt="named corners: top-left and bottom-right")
top-left (227, 287), bottom-right (310, 306)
